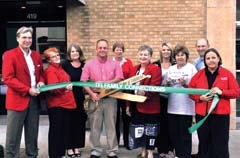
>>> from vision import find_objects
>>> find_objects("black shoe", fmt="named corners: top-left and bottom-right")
top-left (67, 153), bottom-right (75, 158)
top-left (125, 145), bottom-right (131, 150)
top-left (74, 151), bottom-right (81, 157)
top-left (191, 154), bottom-right (199, 158)
top-left (107, 156), bottom-right (118, 158)
top-left (0, 145), bottom-right (4, 158)
top-left (90, 155), bottom-right (100, 158)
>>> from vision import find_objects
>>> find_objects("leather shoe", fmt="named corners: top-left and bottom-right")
top-left (137, 154), bottom-right (145, 158)
top-left (67, 153), bottom-right (75, 158)
top-left (107, 156), bottom-right (118, 158)
top-left (90, 155), bottom-right (100, 158)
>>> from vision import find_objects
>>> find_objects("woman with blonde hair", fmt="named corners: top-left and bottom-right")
top-left (153, 42), bottom-right (175, 158)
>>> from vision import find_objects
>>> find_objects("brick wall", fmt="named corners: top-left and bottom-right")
top-left (67, 0), bottom-right (206, 64)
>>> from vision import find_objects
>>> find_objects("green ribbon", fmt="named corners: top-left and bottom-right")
top-left (39, 81), bottom-right (219, 133)
top-left (188, 94), bottom-right (219, 133)
top-left (40, 81), bottom-right (210, 94)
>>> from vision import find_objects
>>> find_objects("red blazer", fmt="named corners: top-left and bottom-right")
top-left (189, 66), bottom-right (239, 115)
top-left (129, 63), bottom-right (161, 114)
top-left (122, 58), bottom-right (133, 79)
top-left (44, 63), bottom-right (76, 109)
top-left (2, 47), bottom-right (44, 111)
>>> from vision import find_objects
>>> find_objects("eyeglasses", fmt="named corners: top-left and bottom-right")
top-left (49, 54), bottom-right (60, 59)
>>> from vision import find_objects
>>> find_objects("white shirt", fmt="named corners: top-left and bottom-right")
top-left (112, 57), bottom-right (127, 67)
top-left (21, 48), bottom-right (36, 88)
top-left (164, 63), bottom-right (197, 115)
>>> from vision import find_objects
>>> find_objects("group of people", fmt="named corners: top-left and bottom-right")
top-left (1, 26), bottom-right (240, 158)
top-left (2, 26), bottom-right (87, 158)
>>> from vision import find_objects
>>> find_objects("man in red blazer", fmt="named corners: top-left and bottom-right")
top-left (2, 26), bottom-right (44, 158)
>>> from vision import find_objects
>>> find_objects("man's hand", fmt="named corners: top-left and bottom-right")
top-left (90, 92), bottom-right (100, 102)
top-left (29, 88), bottom-right (40, 96)
top-left (36, 82), bottom-right (44, 88)
top-left (65, 83), bottom-right (73, 91)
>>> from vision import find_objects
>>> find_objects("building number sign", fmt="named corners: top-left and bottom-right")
top-left (27, 13), bottom-right (37, 20)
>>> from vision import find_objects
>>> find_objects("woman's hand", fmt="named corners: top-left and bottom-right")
top-left (200, 94), bottom-right (213, 102)
top-left (210, 87), bottom-right (222, 95)
top-left (178, 77), bottom-right (187, 87)
top-left (165, 77), bottom-right (172, 86)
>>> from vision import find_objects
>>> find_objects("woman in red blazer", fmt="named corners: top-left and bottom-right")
top-left (112, 42), bottom-right (134, 148)
top-left (127, 45), bottom-right (161, 158)
top-left (189, 48), bottom-right (239, 158)
top-left (43, 47), bottom-right (76, 158)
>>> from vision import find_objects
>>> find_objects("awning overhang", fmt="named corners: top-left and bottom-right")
top-left (77, 0), bottom-right (86, 5)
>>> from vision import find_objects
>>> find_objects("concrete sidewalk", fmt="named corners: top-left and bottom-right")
top-left (0, 115), bottom-right (240, 158)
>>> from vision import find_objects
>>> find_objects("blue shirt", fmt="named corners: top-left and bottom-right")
top-left (194, 57), bottom-right (204, 70)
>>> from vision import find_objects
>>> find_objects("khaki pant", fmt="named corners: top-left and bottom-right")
top-left (89, 98), bottom-right (118, 157)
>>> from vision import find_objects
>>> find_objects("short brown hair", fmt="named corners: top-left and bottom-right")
top-left (173, 45), bottom-right (189, 61)
top-left (112, 42), bottom-right (124, 52)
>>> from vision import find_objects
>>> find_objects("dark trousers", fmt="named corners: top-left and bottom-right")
top-left (196, 114), bottom-right (229, 158)
top-left (115, 99), bottom-right (130, 148)
top-left (168, 114), bottom-right (192, 158)
top-left (131, 111), bottom-right (159, 150)
top-left (48, 107), bottom-right (67, 158)
top-left (5, 97), bottom-right (39, 158)
top-left (0, 145), bottom-right (4, 158)
top-left (65, 106), bottom-right (87, 149)
top-left (157, 96), bottom-right (173, 154)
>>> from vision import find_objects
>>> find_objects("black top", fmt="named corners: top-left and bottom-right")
top-left (205, 67), bottom-right (219, 89)
top-left (62, 61), bottom-right (85, 108)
